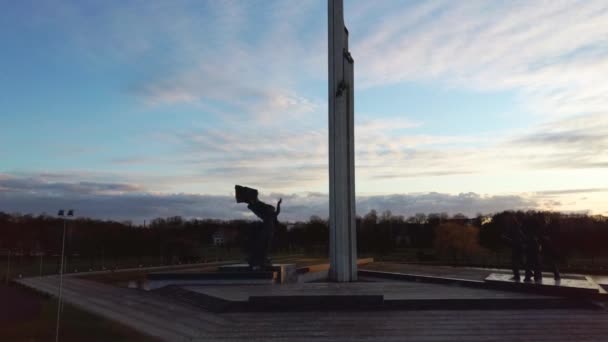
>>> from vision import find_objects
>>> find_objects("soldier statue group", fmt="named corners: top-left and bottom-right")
top-left (503, 214), bottom-right (561, 282)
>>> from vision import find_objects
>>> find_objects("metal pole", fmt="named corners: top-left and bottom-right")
top-left (60, 254), bottom-right (66, 313)
top-left (55, 218), bottom-right (67, 342)
top-left (5, 250), bottom-right (10, 284)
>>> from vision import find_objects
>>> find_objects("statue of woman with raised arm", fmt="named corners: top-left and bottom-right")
top-left (235, 185), bottom-right (282, 270)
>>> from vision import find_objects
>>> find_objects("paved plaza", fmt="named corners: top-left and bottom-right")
top-left (15, 262), bottom-right (608, 342)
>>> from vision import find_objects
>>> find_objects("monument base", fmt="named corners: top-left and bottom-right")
top-left (155, 280), bottom-right (596, 312)
top-left (218, 263), bottom-right (297, 284)
top-left (145, 263), bottom-right (298, 290)
top-left (146, 271), bottom-right (275, 290)
top-left (484, 273), bottom-right (602, 297)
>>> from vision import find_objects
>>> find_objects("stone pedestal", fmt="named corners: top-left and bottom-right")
top-left (218, 263), bottom-right (298, 284)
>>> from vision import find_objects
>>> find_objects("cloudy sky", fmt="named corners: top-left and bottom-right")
top-left (1, 0), bottom-right (607, 222)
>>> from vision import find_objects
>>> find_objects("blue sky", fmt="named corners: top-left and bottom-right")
top-left (1, 0), bottom-right (608, 221)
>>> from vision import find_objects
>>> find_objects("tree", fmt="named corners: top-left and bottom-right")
top-left (434, 222), bottom-right (485, 263)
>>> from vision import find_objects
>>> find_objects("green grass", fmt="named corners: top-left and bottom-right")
top-left (0, 284), bottom-right (158, 342)
top-left (2, 249), bottom-right (249, 281)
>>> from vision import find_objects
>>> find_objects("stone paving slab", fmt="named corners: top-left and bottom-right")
top-left (361, 262), bottom-right (606, 298)
top-left (219, 309), bottom-right (608, 342)
top-left (361, 262), bottom-right (496, 281)
top-left (363, 262), bottom-right (596, 282)
top-left (14, 273), bottom-right (608, 342)
top-left (183, 282), bottom-right (548, 301)
top-left (173, 280), bottom-right (598, 311)
top-left (485, 273), bottom-right (601, 296)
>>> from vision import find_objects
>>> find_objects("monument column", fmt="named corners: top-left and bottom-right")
top-left (328, 0), bottom-right (357, 282)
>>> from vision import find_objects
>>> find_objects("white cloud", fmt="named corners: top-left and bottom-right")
top-left (0, 174), bottom-right (539, 222)
top-left (7, 1), bottom-right (607, 214)
top-left (356, 117), bottom-right (421, 132)
top-left (351, 0), bottom-right (608, 119)
top-left (33, 0), bottom-right (325, 125)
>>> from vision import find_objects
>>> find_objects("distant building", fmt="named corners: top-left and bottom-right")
top-left (211, 227), bottom-right (239, 246)
top-left (212, 231), bottom-right (225, 246)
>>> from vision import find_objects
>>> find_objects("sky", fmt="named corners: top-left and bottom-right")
top-left (1, 0), bottom-right (607, 222)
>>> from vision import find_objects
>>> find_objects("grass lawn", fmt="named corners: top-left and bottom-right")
top-left (0, 284), bottom-right (158, 342)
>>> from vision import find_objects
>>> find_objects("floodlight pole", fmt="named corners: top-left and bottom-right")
top-left (5, 250), bottom-right (10, 284)
top-left (55, 209), bottom-right (73, 342)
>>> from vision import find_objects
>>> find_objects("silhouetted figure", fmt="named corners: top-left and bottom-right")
top-left (523, 220), bottom-right (542, 282)
top-left (502, 217), bottom-right (525, 281)
top-left (235, 185), bottom-right (281, 270)
top-left (540, 219), bottom-right (561, 281)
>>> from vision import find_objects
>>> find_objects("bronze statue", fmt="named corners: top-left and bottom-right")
top-left (502, 216), bottom-right (525, 281)
top-left (523, 215), bottom-right (543, 282)
top-left (235, 185), bottom-right (281, 270)
top-left (540, 218), bottom-right (561, 281)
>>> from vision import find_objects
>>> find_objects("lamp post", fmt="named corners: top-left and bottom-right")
top-left (55, 209), bottom-right (73, 342)
top-left (5, 249), bottom-right (10, 285)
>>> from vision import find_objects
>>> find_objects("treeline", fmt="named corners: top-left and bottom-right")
top-left (480, 211), bottom-right (608, 264)
top-left (0, 213), bottom-right (260, 263)
top-left (1, 210), bottom-right (607, 265)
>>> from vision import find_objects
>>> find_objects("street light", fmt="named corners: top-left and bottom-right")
top-left (5, 248), bottom-right (10, 285)
top-left (56, 209), bottom-right (73, 342)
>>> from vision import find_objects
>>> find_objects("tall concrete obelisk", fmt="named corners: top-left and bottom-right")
top-left (328, 0), bottom-right (357, 282)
